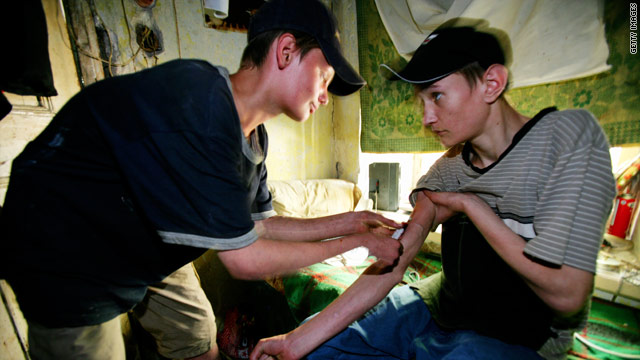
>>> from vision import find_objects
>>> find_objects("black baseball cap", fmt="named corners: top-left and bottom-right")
top-left (248, 0), bottom-right (366, 96)
top-left (381, 26), bottom-right (506, 87)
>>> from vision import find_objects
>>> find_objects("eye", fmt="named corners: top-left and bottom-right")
top-left (432, 92), bottom-right (442, 102)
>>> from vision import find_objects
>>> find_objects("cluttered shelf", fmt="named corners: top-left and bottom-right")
top-left (594, 152), bottom-right (640, 309)
top-left (595, 235), bottom-right (640, 309)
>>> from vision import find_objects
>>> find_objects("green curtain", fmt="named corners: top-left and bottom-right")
top-left (356, 0), bottom-right (640, 153)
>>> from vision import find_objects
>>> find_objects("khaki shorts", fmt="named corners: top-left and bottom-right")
top-left (28, 263), bottom-right (217, 360)
top-left (28, 316), bottom-right (127, 360)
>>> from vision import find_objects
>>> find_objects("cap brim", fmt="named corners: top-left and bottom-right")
top-left (380, 64), bottom-right (452, 85)
top-left (380, 49), bottom-right (471, 86)
top-left (320, 40), bottom-right (366, 96)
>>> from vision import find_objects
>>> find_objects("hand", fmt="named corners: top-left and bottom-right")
top-left (249, 334), bottom-right (298, 360)
top-left (362, 232), bottom-right (403, 267)
top-left (422, 191), bottom-right (478, 224)
top-left (351, 211), bottom-right (402, 234)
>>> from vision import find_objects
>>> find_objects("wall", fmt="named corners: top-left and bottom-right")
top-left (262, 0), bottom-right (364, 183)
top-left (0, 2), bottom-right (82, 357)
top-left (506, 0), bottom-right (640, 147)
top-left (330, 0), bottom-right (362, 184)
top-left (0, 0), bottom-right (81, 204)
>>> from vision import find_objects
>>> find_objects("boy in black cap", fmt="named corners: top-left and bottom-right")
top-left (251, 25), bottom-right (616, 360)
top-left (0, 0), bottom-right (404, 359)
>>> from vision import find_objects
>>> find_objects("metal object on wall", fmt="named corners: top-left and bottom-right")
top-left (369, 162), bottom-right (400, 211)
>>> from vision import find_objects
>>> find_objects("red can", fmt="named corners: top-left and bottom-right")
top-left (607, 194), bottom-right (636, 239)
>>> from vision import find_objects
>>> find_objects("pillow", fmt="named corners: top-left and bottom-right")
top-left (267, 179), bottom-right (360, 218)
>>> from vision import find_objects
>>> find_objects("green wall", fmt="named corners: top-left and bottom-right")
top-left (507, 0), bottom-right (640, 148)
top-left (357, 0), bottom-right (640, 153)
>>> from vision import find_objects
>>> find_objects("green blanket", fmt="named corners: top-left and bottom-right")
top-left (569, 298), bottom-right (640, 359)
top-left (268, 252), bottom-right (442, 323)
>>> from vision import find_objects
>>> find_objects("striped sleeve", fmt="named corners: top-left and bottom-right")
top-left (524, 110), bottom-right (616, 273)
top-left (410, 166), bottom-right (440, 206)
top-left (409, 156), bottom-right (460, 206)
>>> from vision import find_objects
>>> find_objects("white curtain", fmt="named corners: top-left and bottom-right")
top-left (374, 0), bottom-right (611, 88)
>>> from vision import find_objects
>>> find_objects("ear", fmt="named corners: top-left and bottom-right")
top-left (481, 64), bottom-right (509, 103)
top-left (276, 33), bottom-right (297, 70)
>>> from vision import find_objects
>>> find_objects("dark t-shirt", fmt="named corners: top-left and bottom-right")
top-left (0, 59), bottom-right (273, 327)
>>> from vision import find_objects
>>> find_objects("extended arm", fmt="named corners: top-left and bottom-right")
top-left (219, 211), bottom-right (402, 280)
top-left (249, 192), bottom-right (436, 360)
top-left (254, 211), bottom-right (401, 242)
top-left (218, 231), bottom-right (401, 280)
top-left (425, 191), bottom-right (594, 316)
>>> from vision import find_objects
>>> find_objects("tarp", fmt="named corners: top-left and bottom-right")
top-left (374, 0), bottom-right (611, 88)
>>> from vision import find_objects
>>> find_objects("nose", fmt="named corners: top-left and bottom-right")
top-left (423, 104), bottom-right (437, 126)
top-left (319, 89), bottom-right (329, 106)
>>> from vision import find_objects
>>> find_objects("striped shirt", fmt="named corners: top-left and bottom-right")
top-left (411, 108), bottom-right (616, 273)
top-left (410, 108), bottom-right (616, 357)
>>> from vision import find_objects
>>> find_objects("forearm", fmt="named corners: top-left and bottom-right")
top-left (255, 211), bottom-right (399, 242)
top-left (255, 214), bottom-right (358, 242)
top-left (279, 203), bottom-right (433, 358)
top-left (285, 265), bottom-right (400, 358)
top-left (462, 197), bottom-right (594, 315)
top-left (218, 233), bottom-right (368, 280)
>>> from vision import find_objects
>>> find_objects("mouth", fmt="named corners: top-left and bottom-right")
top-left (310, 102), bottom-right (319, 114)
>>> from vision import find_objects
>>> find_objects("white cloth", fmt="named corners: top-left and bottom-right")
top-left (374, 0), bottom-right (611, 88)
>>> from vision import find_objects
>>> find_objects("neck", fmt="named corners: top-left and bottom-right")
top-left (230, 67), bottom-right (280, 138)
top-left (469, 99), bottom-right (530, 168)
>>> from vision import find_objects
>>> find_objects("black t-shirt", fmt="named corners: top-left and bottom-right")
top-left (0, 59), bottom-right (273, 327)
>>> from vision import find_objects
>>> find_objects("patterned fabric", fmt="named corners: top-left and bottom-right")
top-left (506, 0), bottom-right (640, 148)
top-left (356, 0), bottom-right (639, 152)
top-left (266, 253), bottom-right (442, 324)
top-left (568, 298), bottom-right (640, 359)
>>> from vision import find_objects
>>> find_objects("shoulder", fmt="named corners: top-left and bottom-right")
top-left (88, 59), bottom-right (228, 98)
top-left (134, 59), bottom-right (228, 90)
top-left (153, 59), bottom-right (219, 75)
top-left (542, 108), bottom-right (598, 128)
top-left (537, 109), bottom-right (609, 149)
top-left (412, 150), bottom-right (462, 195)
top-left (540, 109), bottom-right (601, 134)
top-left (171, 60), bottom-right (228, 86)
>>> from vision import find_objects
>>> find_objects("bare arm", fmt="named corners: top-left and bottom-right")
top-left (425, 191), bottom-right (594, 317)
top-left (254, 211), bottom-right (401, 242)
top-left (250, 192), bottom-right (436, 360)
top-left (219, 210), bottom-right (402, 280)
top-left (218, 229), bottom-right (402, 280)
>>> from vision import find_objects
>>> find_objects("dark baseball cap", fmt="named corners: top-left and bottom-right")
top-left (381, 26), bottom-right (506, 87)
top-left (248, 0), bottom-right (366, 96)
